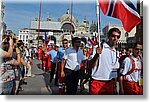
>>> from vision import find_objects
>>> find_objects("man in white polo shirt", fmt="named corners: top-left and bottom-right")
top-left (61, 37), bottom-right (85, 95)
top-left (89, 27), bottom-right (121, 95)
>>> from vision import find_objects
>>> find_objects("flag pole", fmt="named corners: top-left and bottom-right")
top-left (96, 0), bottom-right (100, 46)
top-left (70, 0), bottom-right (73, 36)
top-left (37, 0), bottom-right (42, 47)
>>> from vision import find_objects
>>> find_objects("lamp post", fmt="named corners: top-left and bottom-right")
top-left (27, 32), bottom-right (30, 48)
top-left (125, 32), bottom-right (129, 47)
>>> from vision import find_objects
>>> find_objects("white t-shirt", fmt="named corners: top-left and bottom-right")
top-left (25, 48), bottom-right (29, 57)
top-left (120, 54), bottom-right (142, 82)
top-left (63, 47), bottom-right (85, 71)
top-left (90, 43), bottom-right (120, 81)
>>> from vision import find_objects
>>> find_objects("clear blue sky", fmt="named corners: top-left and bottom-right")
top-left (4, 0), bottom-right (137, 35)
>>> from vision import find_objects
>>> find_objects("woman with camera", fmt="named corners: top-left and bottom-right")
top-left (0, 35), bottom-right (21, 95)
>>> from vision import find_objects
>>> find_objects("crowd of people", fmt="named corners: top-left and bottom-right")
top-left (0, 27), bottom-right (143, 95)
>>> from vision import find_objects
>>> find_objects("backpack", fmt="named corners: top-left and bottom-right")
top-left (0, 59), bottom-right (15, 83)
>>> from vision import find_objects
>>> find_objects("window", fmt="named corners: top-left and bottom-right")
top-left (20, 35), bottom-right (22, 39)
top-left (23, 35), bottom-right (25, 40)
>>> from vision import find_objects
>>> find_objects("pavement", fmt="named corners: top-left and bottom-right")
top-left (18, 59), bottom-right (89, 95)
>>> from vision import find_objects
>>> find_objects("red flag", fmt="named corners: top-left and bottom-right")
top-left (88, 37), bottom-right (97, 46)
top-left (99, 0), bottom-right (141, 32)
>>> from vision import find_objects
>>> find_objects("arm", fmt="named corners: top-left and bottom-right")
top-left (0, 48), bottom-right (12, 58)
top-left (13, 48), bottom-right (21, 65)
top-left (119, 75), bottom-right (124, 95)
top-left (88, 47), bottom-right (102, 68)
top-left (61, 58), bottom-right (66, 78)
top-left (55, 56), bottom-right (58, 63)
top-left (0, 38), bottom-right (14, 58)
top-left (21, 57), bottom-right (29, 69)
top-left (118, 58), bottom-right (131, 95)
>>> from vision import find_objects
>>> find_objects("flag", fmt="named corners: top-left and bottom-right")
top-left (88, 37), bottom-right (97, 46)
top-left (44, 32), bottom-right (49, 47)
top-left (98, 0), bottom-right (141, 32)
top-left (44, 32), bottom-right (48, 41)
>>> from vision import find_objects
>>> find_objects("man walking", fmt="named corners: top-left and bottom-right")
top-left (89, 27), bottom-right (121, 95)
top-left (61, 37), bottom-right (85, 95)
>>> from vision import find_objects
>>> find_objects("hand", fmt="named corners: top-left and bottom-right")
top-left (16, 47), bottom-right (20, 54)
top-left (61, 71), bottom-right (65, 78)
top-left (82, 60), bottom-right (86, 64)
top-left (2, 37), bottom-right (7, 42)
top-left (26, 64), bottom-right (30, 70)
top-left (9, 38), bottom-right (14, 46)
top-left (96, 46), bottom-right (102, 54)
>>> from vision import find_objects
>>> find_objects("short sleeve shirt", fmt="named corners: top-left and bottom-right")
top-left (56, 47), bottom-right (65, 62)
top-left (90, 43), bottom-right (120, 81)
top-left (47, 49), bottom-right (57, 63)
top-left (63, 47), bottom-right (85, 71)
top-left (120, 54), bottom-right (142, 82)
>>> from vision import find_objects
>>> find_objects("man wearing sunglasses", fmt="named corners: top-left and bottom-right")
top-left (119, 42), bottom-right (143, 95)
top-left (61, 37), bottom-right (85, 95)
top-left (89, 27), bottom-right (121, 95)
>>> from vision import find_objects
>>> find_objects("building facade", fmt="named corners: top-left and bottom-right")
top-left (135, 0), bottom-right (143, 44)
top-left (18, 9), bottom-right (92, 47)
top-left (18, 28), bottom-right (37, 47)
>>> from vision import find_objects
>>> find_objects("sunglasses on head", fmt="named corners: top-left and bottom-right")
top-left (111, 34), bottom-right (120, 39)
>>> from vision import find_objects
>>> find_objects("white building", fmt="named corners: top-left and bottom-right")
top-left (18, 28), bottom-right (38, 47)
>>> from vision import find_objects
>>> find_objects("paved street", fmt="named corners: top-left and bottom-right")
top-left (18, 59), bottom-right (89, 95)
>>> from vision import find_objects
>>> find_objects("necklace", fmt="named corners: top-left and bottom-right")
top-left (110, 48), bottom-right (118, 66)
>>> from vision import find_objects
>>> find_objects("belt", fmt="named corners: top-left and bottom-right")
top-left (65, 68), bottom-right (80, 72)
top-left (91, 78), bottom-right (112, 82)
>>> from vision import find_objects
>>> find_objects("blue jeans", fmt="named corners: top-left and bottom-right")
top-left (0, 80), bottom-right (14, 95)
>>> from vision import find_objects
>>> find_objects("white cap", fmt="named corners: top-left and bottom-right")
top-left (55, 44), bottom-right (60, 47)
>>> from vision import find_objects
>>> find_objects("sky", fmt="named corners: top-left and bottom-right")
top-left (3, 0), bottom-right (137, 34)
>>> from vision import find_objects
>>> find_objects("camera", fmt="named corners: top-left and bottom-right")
top-left (2, 34), bottom-right (12, 42)
top-left (12, 37), bottom-right (17, 43)
top-left (2, 34), bottom-right (16, 43)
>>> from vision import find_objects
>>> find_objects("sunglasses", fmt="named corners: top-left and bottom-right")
top-left (135, 48), bottom-right (143, 51)
top-left (111, 34), bottom-right (120, 39)
top-left (63, 42), bottom-right (68, 44)
top-left (75, 41), bottom-right (81, 43)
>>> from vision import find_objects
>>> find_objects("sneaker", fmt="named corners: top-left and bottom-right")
top-left (22, 81), bottom-right (27, 85)
top-left (18, 86), bottom-right (24, 91)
